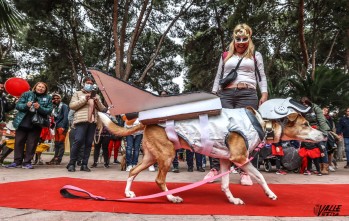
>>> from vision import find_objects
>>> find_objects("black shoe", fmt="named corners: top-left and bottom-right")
top-left (187, 167), bottom-right (193, 172)
top-left (113, 160), bottom-right (121, 164)
top-left (91, 163), bottom-right (97, 168)
top-left (197, 167), bottom-right (205, 172)
top-left (80, 165), bottom-right (91, 172)
top-left (77, 161), bottom-right (82, 166)
top-left (67, 165), bottom-right (75, 172)
top-left (104, 164), bottom-right (110, 168)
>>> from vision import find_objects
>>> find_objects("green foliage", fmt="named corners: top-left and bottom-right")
top-left (281, 66), bottom-right (349, 110)
top-left (0, 0), bottom-right (347, 111)
top-left (0, 0), bottom-right (23, 34)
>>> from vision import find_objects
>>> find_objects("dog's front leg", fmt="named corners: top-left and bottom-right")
top-left (125, 175), bottom-right (137, 198)
top-left (241, 163), bottom-right (277, 200)
top-left (220, 159), bottom-right (244, 205)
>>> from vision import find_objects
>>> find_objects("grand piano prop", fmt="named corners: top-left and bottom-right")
top-left (89, 69), bottom-right (222, 124)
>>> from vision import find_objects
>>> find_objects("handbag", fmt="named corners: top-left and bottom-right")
top-left (32, 111), bottom-right (50, 128)
top-left (219, 56), bottom-right (244, 88)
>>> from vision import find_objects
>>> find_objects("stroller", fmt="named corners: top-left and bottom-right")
top-left (256, 141), bottom-right (302, 173)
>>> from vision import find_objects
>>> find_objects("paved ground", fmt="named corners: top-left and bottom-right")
top-left (0, 152), bottom-right (348, 221)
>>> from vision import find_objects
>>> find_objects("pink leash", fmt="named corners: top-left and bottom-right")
top-left (60, 144), bottom-right (266, 202)
top-left (60, 168), bottom-right (233, 202)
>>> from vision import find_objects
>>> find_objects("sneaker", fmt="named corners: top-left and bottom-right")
top-left (203, 168), bottom-right (218, 183)
top-left (313, 171), bottom-right (321, 175)
top-left (276, 170), bottom-right (287, 175)
top-left (344, 164), bottom-right (349, 169)
top-left (126, 165), bottom-right (133, 172)
top-left (240, 173), bottom-right (253, 186)
top-left (303, 170), bottom-right (311, 175)
top-left (5, 162), bottom-right (21, 169)
top-left (104, 164), bottom-right (110, 168)
top-left (91, 163), bottom-right (97, 168)
top-left (22, 164), bottom-right (34, 169)
top-left (148, 165), bottom-right (156, 172)
top-left (172, 166), bottom-right (180, 173)
top-left (328, 166), bottom-right (335, 172)
top-left (230, 166), bottom-right (238, 174)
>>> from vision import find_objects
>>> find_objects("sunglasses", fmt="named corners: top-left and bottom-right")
top-left (235, 37), bottom-right (249, 43)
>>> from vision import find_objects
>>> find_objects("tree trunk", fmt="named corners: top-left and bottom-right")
top-left (298, 0), bottom-right (309, 77)
top-left (124, 0), bottom-right (150, 81)
top-left (112, 0), bottom-right (122, 78)
top-left (70, 18), bottom-right (87, 76)
top-left (346, 29), bottom-right (349, 73)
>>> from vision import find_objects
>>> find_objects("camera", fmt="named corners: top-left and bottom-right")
top-left (90, 84), bottom-right (98, 98)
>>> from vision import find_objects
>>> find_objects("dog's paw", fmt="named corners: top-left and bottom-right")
top-left (266, 191), bottom-right (277, 200)
top-left (167, 195), bottom-right (183, 203)
top-left (125, 191), bottom-right (136, 198)
top-left (229, 197), bottom-right (245, 205)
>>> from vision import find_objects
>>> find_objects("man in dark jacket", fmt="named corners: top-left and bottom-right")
top-left (337, 107), bottom-right (349, 168)
top-left (47, 93), bottom-right (69, 165)
top-left (0, 83), bottom-right (16, 141)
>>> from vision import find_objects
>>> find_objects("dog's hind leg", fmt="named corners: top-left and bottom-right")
top-left (220, 159), bottom-right (245, 205)
top-left (125, 139), bottom-right (156, 198)
top-left (240, 162), bottom-right (277, 200)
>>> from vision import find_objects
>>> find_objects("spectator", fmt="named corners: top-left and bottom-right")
top-left (46, 93), bottom-right (69, 165)
top-left (122, 114), bottom-right (143, 172)
top-left (66, 77), bottom-right (106, 172)
top-left (68, 110), bottom-right (84, 166)
top-left (207, 23), bottom-right (268, 185)
top-left (322, 106), bottom-right (338, 171)
top-left (299, 141), bottom-right (323, 176)
top-left (186, 149), bottom-right (205, 172)
top-left (0, 121), bottom-right (16, 165)
top-left (300, 97), bottom-right (330, 175)
top-left (91, 126), bottom-right (111, 168)
top-left (337, 107), bottom-right (349, 169)
top-left (271, 142), bottom-right (287, 175)
top-left (109, 115), bottom-right (123, 164)
top-left (0, 82), bottom-right (16, 141)
top-left (6, 82), bottom-right (53, 169)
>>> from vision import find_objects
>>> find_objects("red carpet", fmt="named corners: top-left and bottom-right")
top-left (0, 177), bottom-right (348, 216)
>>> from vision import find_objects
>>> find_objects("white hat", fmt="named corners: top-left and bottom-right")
top-left (258, 97), bottom-right (310, 119)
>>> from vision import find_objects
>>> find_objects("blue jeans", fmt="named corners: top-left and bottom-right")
top-left (344, 138), bottom-right (349, 164)
top-left (126, 134), bottom-right (143, 166)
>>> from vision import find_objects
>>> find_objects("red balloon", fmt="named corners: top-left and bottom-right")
top-left (4, 77), bottom-right (31, 97)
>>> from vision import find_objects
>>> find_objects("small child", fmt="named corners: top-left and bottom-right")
top-left (271, 142), bottom-right (287, 175)
top-left (299, 142), bottom-right (324, 176)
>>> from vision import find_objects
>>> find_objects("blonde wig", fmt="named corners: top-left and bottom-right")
top-left (224, 23), bottom-right (255, 62)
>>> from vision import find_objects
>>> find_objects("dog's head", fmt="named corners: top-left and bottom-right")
top-left (258, 98), bottom-right (326, 143)
top-left (278, 113), bottom-right (326, 143)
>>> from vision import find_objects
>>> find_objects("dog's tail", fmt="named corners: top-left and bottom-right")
top-left (97, 112), bottom-right (145, 136)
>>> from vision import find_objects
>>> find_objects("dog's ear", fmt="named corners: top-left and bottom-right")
top-left (287, 113), bottom-right (299, 122)
top-left (246, 106), bottom-right (256, 115)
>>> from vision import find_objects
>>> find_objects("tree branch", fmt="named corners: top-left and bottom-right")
top-left (322, 30), bottom-right (339, 66)
top-left (138, 1), bottom-right (194, 83)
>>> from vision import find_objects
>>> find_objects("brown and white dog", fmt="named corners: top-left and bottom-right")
top-left (98, 104), bottom-right (325, 205)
